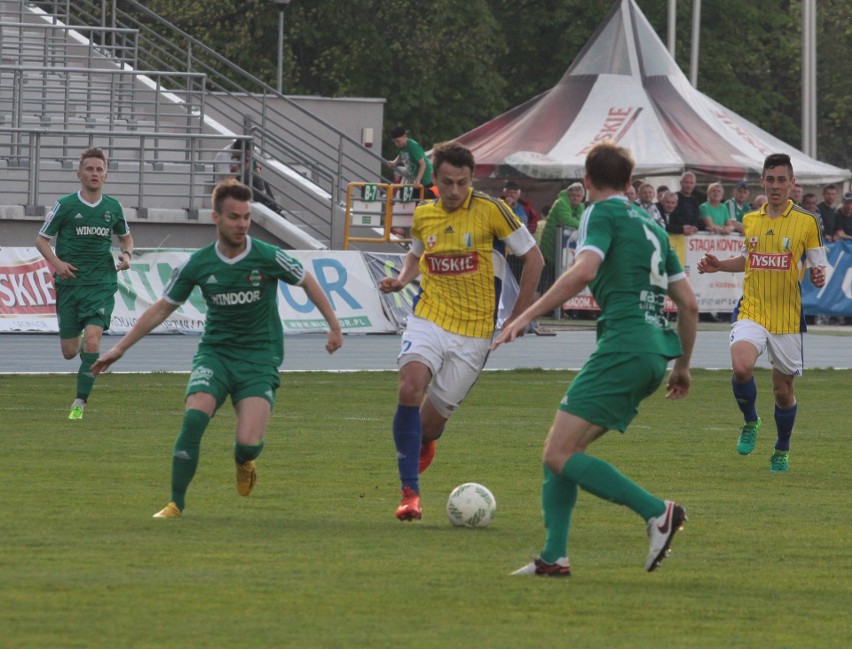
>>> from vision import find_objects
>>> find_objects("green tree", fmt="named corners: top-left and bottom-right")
top-left (286, 0), bottom-right (506, 156)
top-left (135, 0), bottom-right (849, 171)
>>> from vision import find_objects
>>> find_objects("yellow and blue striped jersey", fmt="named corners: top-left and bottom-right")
top-left (411, 188), bottom-right (532, 338)
top-left (735, 200), bottom-right (822, 333)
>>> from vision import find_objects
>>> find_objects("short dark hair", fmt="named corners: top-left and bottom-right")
top-left (802, 192), bottom-right (816, 202)
top-left (431, 141), bottom-right (475, 174)
top-left (584, 140), bottom-right (634, 192)
top-left (762, 153), bottom-right (793, 176)
top-left (79, 146), bottom-right (107, 167)
top-left (212, 178), bottom-right (253, 213)
top-left (390, 126), bottom-right (406, 139)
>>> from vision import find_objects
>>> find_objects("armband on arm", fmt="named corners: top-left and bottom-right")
top-left (806, 246), bottom-right (827, 268)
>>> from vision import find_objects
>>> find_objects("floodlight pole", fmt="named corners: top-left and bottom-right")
top-left (802, 0), bottom-right (817, 157)
top-left (667, 0), bottom-right (676, 56)
top-left (689, 0), bottom-right (701, 89)
top-left (274, 0), bottom-right (293, 94)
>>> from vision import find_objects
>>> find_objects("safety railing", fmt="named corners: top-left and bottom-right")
top-left (0, 127), bottom-right (252, 216)
top-left (0, 65), bottom-right (207, 160)
top-left (0, 21), bottom-right (138, 69)
top-left (32, 0), bottom-right (395, 208)
top-left (343, 183), bottom-right (425, 250)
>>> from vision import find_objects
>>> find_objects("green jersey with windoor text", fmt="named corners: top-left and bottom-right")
top-left (38, 191), bottom-right (129, 286)
top-left (163, 236), bottom-right (305, 366)
top-left (576, 196), bottom-right (684, 359)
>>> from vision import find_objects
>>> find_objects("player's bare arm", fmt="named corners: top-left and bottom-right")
top-left (35, 234), bottom-right (77, 279)
top-left (492, 251), bottom-right (600, 350)
top-left (91, 299), bottom-right (179, 374)
top-left (503, 245), bottom-right (545, 331)
top-left (300, 272), bottom-right (343, 354)
top-left (696, 253), bottom-right (746, 274)
top-left (379, 250), bottom-right (420, 293)
top-left (665, 277), bottom-right (698, 400)
top-left (114, 233), bottom-right (135, 271)
top-left (808, 266), bottom-right (826, 288)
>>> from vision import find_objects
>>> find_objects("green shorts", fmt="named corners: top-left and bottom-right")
top-left (559, 351), bottom-right (668, 432)
top-left (185, 349), bottom-right (280, 410)
top-left (56, 283), bottom-right (116, 339)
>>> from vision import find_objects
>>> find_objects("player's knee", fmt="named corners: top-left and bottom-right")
top-left (731, 364), bottom-right (753, 383)
top-left (397, 382), bottom-right (426, 407)
top-left (542, 441), bottom-right (573, 475)
top-left (61, 349), bottom-right (77, 360)
top-left (773, 385), bottom-right (794, 408)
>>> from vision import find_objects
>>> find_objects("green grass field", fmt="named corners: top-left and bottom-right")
top-left (1, 369), bottom-right (848, 648)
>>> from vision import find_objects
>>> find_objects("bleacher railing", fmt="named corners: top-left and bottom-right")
top-left (0, 65), bottom-right (206, 143)
top-left (0, 21), bottom-right (138, 69)
top-left (0, 128), bottom-right (250, 216)
top-left (27, 0), bottom-right (395, 248)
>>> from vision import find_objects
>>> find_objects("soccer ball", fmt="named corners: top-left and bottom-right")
top-left (446, 483), bottom-right (496, 528)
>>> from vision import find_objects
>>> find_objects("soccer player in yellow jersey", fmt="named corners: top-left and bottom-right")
top-left (697, 153), bottom-right (826, 472)
top-left (379, 141), bottom-right (544, 521)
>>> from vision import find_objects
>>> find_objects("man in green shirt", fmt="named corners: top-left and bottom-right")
top-left (540, 182), bottom-right (585, 266)
top-left (92, 180), bottom-right (343, 518)
top-left (493, 141), bottom-right (698, 577)
top-left (387, 126), bottom-right (434, 195)
top-left (35, 147), bottom-right (134, 421)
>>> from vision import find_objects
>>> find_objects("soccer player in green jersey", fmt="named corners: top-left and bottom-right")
top-left (35, 147), bottom-right (134, 420)
top-left (492, 141), bottom-right (699, 576)
top-left (91, 180), bottom-right (343, 518)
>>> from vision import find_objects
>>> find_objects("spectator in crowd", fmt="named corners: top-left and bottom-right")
top-left (834, 192), bottom-right (852, 240)
top-left (725, 181), bottom-right (751, 234)
top-left (668, 171), bottom-right (702, 235)
top-left (802, 193), bottom-right (818, 214)
top-left (539, 182), bottom-right (585, 314)
top-left (790, 184), bottom-right (804, 205)
top-left (387, 126), bottom-right (434, 196)
top-left (503, 181), bottom-right (549, 334)
top-left (656, 190), bottom-right (678, 228)
top-left (656, 185), bottom-right (669, 203)
top-left (236, 156), bottom-right (283, 215)
top-left (501, 181), bottom-right (540, 234)
top-left (214, 139), bottom-right (242, 183)
top-left (817, 184), bottom-right (839, 243)
top-left (542, 181), bottom-right (585, 263)
top-left (625, 183), bottom-right (637, 203)
top-left (752, 194), bottom-right (768, 210)
top-left (700, 183), bottom-right (733, 234)
top-left (637, 182), bottom-right (665, 228)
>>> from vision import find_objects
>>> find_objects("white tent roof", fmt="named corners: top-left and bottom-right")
top-left (456, 0), bottom-right (850, 184)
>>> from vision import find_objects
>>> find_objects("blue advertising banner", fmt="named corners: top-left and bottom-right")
top-left (802, 241), bottom-right (852, 316)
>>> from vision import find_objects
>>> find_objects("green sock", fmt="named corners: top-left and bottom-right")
top-left (170, 409), bottom-right (210, 511)
top-left (76, 351), bottom-right (99, 401)
top-left (561, 453), bottom-right (665, 521)
top-left (540, 464), bottom-right (578, 564)
top-left (234, 440), bottom-right (264, 464)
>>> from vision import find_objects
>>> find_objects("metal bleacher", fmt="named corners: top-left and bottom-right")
top-left (0, 0), bottom-right (393, 250)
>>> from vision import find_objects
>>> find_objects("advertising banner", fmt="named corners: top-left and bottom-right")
top-left (2, 239), bottom-right (848, 333)
top-left (0, 248), bottom-right (396, 334)
top-left (561, 234), bottom-right (851, 315)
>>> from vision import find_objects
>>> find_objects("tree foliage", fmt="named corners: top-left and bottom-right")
top-left (140, 0), bottom-right (850, 168)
